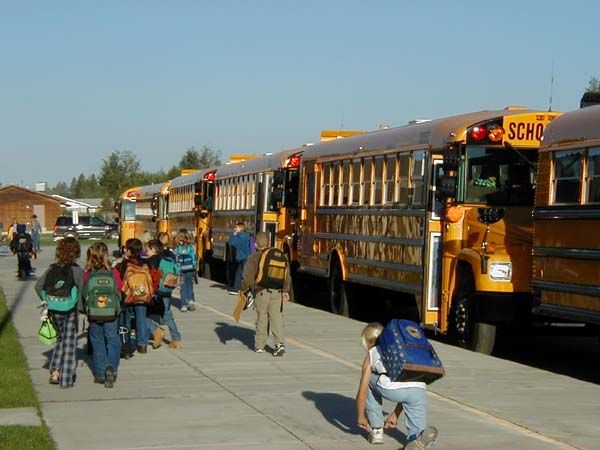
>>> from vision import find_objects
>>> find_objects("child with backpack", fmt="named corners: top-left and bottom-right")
top-left (82, 242), bottom-right (122, 388)
top-left (10, 224), bottom-right (33, 279)
top-left (240, 232), bottom-right (291, 357)
top-left (145, 239), bottom-right (182, 349)
top-left (356, 322), bottom-right (438, 449)
top-left (117, 238), bottom-right (159, 354)
top-left (226, 223), bottom-right (251, 295)
top-left (35, 237), bottom-right (84, 389)
top-left (174, 229), bottom-right (197, 312)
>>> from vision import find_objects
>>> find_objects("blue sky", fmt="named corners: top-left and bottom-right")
top-left (1, 1), bottom-right (598, 187)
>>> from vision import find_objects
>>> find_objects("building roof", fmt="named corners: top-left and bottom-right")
top-left (0, 185), bottom-right (63, 203)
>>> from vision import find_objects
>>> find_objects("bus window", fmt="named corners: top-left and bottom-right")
top-left (553, 150), bottom-right (582, 204)
top-left (341, 161), bottom-right (350, 205)
top-left (398, 154), bottom-right (409, 205)
top-left (373, 157), bottom-right (384, 205)
top-left (320, 164), bottom-right (330, 206)
top-left (411, 151), bottom-right (425, 206)
top-left (384, 155), bottom-right (395, 205)
top-left (306, 171), bottom-right (316, 208)
top-left (123, 201), bottom-right (136, 221)
top-left (587, 148), bottom-right (600, 203)
top-left (351, 159), bottom-right (361, 205)
top-left (363, 158), bottom-right (373, 206)
top-left (332, 163), bottom-right (340, 206)
top-left (464, 146), bottom-right (537, 206)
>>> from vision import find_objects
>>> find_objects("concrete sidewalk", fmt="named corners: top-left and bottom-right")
top-left (1, 248), bottom-right (598, 449)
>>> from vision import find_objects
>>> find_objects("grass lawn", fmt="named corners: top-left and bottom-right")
top-left (0, 289), bottom-right (56, 450)
top-left (39, 233), bottom-right (117, 248)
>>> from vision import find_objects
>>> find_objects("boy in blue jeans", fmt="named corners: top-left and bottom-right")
top-left (145, 239), bottom-right (182, 349)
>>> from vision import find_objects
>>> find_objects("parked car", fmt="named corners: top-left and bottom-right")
top-left (53, 216), bottom-right (118, 241)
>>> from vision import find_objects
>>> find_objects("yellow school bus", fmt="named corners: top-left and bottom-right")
top-left (298, 108), bottom-right (560, 353)
top-left (209, 149), bottom-right (303, 273)
top-left (533, 105), bottom-right (600, 327)
top-left (115, 183), bottom-right (164, 248)
top-left (168, 168), bottom-right (215, 276)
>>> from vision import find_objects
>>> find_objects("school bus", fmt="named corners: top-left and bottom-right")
top-left (115, 183), bottom-right (164, 247)
top-left (168, 168), bottom-right (216, 276)
top-left (209, 149), bottom-right (303, 274)
top-left (532, 105), bottom-right (600, 328)
top-left (298, 108), bottom-right (560, 353)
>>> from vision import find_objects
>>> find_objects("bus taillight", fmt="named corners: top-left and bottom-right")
top-left (487, 126), bottom-right (505, 142)
top-left (287, 153), bottom-right (302, 169)
top-left (470, 126), bottom-right (487, 141)
top-left (204, 170), bottom-right (216, 182)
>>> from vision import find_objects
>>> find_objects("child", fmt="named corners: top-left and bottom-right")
top-left (226, 223), bottom-right (251, 295)
top-left (117, 238), bottom-right (158, 354)
top-left (83, 242), bottom-right (122, 388)
top-left (173, 229), bottom-right (197, 312)
top-left (145, 239), bottom-right (182, 349)
top-left (11, 224), bottom-right (33, 278)
top-left (356, 323), bottom-right (438, 449)
top-left (35, 237), bottom-right (84, 389)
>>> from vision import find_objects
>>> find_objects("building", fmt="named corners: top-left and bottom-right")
top-left (0, 185), bottom-right (63, 233)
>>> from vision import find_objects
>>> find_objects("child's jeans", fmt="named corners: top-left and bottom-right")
top-left (89, 319), bottom-right (121, 380)
top-left (365, 374), bottom-right (427, 441)
top-left (180, 271), bottom-right (195, 306)
top-left (147, 296), bottom-right (181, 342)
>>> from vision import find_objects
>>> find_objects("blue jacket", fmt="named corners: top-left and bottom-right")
top-left (228, 231), bottom-right (251, 262)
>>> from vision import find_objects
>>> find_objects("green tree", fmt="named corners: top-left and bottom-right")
top-left (49, 181), bottom-right (70, 197)
top-left (586, 77), bottom-right (600, 93)
top-left (99, 150), bottom-right (142, 201)
top-left (86, 174), bottom-right (100, 197)
top-left (179, 145), bottom-right (221, 170)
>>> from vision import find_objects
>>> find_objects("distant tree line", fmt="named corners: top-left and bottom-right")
top-left (47, 145), bottom-right (221, 210)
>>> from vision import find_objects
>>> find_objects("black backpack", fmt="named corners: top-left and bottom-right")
top-left (255, 248), bottom-right (288, 290)
top-left (43, 264), bottom-right (77, 312)
top-left (14, 233), bottom-right (32, 253)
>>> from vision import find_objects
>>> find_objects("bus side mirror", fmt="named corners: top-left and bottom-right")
top-left (114, 217), bottom-right (120, 223)
top-left (437, 175), bottom-right (456, 200)
top-left (151, 216), bottom-right (157, 223)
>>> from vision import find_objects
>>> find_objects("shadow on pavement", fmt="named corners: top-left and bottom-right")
top-left (0, 275), bottom-right (35, 339)
top-left (214, 321), bottom-right (255, 350)
top-left (302, 391), bottom-right (407, 445)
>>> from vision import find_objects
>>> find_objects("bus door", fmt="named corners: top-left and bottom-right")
top-left (421, 157), bottom-right (445, 329)
top-left (257, 172), bottom-right (277, 247)
top-left (299, 161), bottom-right (320, 271)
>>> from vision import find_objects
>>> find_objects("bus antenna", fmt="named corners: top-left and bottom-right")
top-left (548, 59), bottom-right (555, 112)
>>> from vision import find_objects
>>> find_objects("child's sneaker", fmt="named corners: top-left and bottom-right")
top-left (180, 305), bottom-right (188, 312)
top-left (104, 365), bottom-right (116, 389)
top-left (152, 327), bottom-right (165, 349)
top-left (169, 341), bottom-right (182, 349)
top-left (255, 347), bottom-right (265, 353)
top-left (404, 426), bottom-right (438, 450)
top-left (368, 427), bottom-right (384, 445)
top-left (187, 302), bottom-right (196, 311)
top-left (272, 343), bottom-right (285, 357)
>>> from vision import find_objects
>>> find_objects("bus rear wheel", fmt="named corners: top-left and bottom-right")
top-left (452, 274), bottom-right (496, 354)
top-left (329, 262), bottom-right (350, 317)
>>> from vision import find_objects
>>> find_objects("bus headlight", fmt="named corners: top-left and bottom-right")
top-left (489, 262), bottom-right (512, 281)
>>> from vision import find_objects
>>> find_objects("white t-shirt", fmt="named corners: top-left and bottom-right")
top-left (369, 347), bottom-right (426, 390)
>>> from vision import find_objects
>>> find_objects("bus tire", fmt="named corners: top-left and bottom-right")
top-left (452, 272), bottom-right (496, 354)
top-left (329, 261), bottom-right (350, 317)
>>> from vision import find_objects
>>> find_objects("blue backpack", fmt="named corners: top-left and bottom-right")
top-left (177, 246), bottom-right (195, 273)
top-left (377, 319), bottom-right (445, 384)
top-left (158, 253), bottom-right (180, 295)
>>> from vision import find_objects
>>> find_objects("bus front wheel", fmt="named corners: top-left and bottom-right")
top-left (329, 262), bottom-right (350, 317)
top-left (452, 274), bottom-right (496, 354)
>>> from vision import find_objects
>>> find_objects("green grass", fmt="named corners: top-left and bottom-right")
top-left (0, 289), bottom-right (56, 450)
top-left (0, 426), bottom-right (55, 450)
top-left (39, 233), bottom-right (118, 247)
top-left (0, 291), bottom-right (37, 408)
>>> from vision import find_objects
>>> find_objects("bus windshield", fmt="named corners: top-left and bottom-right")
top-left (122, 200), bottom-right (136, 221)
top-left (462, 146), bottom-right (537, 206)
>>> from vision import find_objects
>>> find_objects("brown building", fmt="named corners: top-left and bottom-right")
top-left (0, 185), bottom-right (63, 233)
